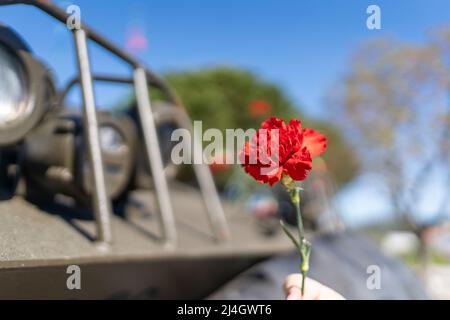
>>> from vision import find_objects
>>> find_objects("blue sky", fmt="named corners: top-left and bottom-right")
top-left (1, 0), bottom-right (449, 226)
top-left (2, 0), bottom-right (450, 115)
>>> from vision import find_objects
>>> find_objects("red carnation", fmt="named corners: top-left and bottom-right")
top-left (240, 117), bottom-right (327, 186)
top-left (239, 116), bottom-right (328, 297)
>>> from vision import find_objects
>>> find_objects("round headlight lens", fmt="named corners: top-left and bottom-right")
top-left (0, 44), bottom-right (28, 126)
top-left (99, 125), bottom-right (126, 154)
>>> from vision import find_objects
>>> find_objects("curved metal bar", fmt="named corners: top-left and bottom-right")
top-left (0, 0), bottom-right (230, 243)
top-left (58, 74), bottom-right (134, 106)
top-left (0, 0), bottom-right (180, 105)
top-left (0, 1), bottom-right (181, 244)
top-left (60, 74), bottom-right (231, 241)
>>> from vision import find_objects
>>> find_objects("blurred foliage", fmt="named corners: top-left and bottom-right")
top-left (163, 67), bottom-right (297, 130)
top-left (157, 67), bottom-right (358, 189)
top-left (400, 251), bottom-right (450, 267)
top-left (328, 28), bottom-right (450, 231)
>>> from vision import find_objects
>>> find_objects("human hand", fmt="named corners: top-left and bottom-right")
top-left (284, 274), bottom-right (345, 300)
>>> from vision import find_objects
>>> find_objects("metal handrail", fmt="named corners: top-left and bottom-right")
top-left (0, 0), bottom-right (230, 244)
top-left (0, 0), bottom-right (179, 104)
top-left (72, 28), bottom-right (112, 244)
top-left (59, 74), bottom-right (231, 241)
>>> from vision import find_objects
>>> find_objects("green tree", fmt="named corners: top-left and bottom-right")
top-left (162, 67), bottom-right (357, 189)
top-left (163, 67), bottom-right (297, 131)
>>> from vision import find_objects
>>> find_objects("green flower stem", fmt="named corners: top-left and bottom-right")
top-left (301, 270), bottom-right (306, 297)
top-left (291, 187), bottom-right (304, 241)
top-left (281, 175), bottom-right (311, 297)
top-left (292, 187), bottom-right (309, 297)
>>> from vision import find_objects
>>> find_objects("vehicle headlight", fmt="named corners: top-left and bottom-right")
top-left (99, 125), bottom-right (127, 154)
top-left (23, 111), bottom-right (137, 204)
top-left (0, 25), bottom-right (56, 146)
top-left (86, 116), bottom-right (137, 200)
top-left (0, 44), bottom-right (29, 127)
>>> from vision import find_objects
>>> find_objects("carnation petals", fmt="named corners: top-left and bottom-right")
top-left (241, 117), bottom-right (327, 185)
top-left (302, 128), bottom-right (328, 158)
top-left (283, 147), bottom-right (313, 181)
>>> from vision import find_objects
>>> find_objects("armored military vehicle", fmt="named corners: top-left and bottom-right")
top-left (0, 0), bottom-right (292, 299)
top-left (0, 1), bottom-right (431, 300)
